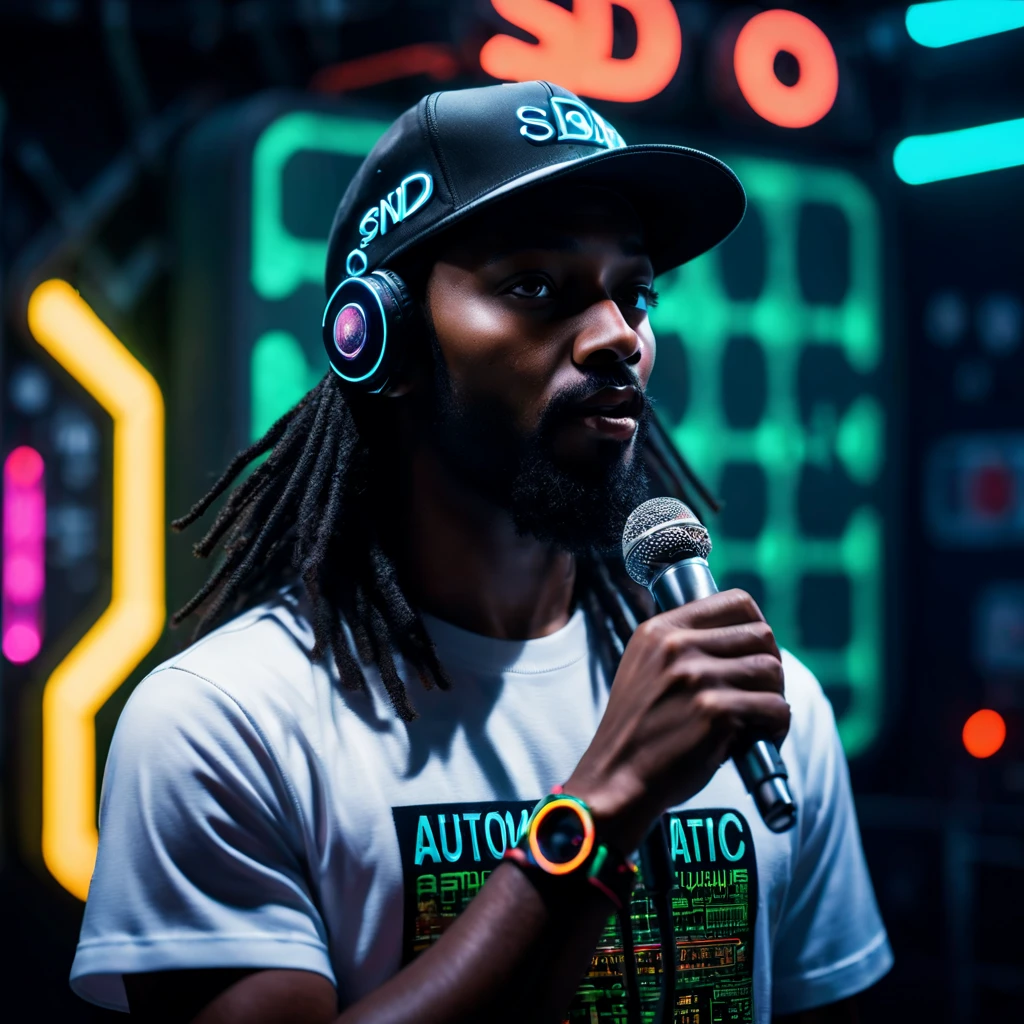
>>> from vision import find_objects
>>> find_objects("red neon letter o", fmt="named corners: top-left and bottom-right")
top-left (733, 10), bottom-right (838, 129)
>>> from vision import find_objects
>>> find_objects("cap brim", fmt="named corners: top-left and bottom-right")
top-left (547, 145), bottom-right (746, 275)
top-left (387, 144), bottom-right (746, 278)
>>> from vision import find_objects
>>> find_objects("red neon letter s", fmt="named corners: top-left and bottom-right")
top-left (480, 0), bottom-right (682, 104)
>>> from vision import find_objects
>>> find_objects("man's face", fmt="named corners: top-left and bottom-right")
top-left (415, 185), bottom-right (658, 553)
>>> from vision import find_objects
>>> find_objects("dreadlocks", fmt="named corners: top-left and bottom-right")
top-left (172, 368), bottom-right (715, 724)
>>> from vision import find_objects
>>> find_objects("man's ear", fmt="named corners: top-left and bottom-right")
top-left (380, 335), bottom-right (430, 398)
top-left (382, 292), bottom-right (436, 398)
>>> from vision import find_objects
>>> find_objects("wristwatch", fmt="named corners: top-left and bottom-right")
top-left (503, 785), bottom-right (638, 909)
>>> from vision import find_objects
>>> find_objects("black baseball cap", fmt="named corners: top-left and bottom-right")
top-left (325, 80), bottom-right (745, 294)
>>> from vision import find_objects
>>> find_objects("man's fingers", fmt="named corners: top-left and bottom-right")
top-left (656, 589), bottom-right (767, 630)
top-left (716, 653), bottom-right (786, 695)
top-left (667, 620), bottom-right (781, 661)
top-left (667, 653), bottom-right (784, 695)
top-left (690, 687), bottom-right (792, 739)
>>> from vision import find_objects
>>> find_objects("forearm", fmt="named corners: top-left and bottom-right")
top-left (335, 861), bottom-right (613, 1024)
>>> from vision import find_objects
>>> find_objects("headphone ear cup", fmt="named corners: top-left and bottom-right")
top-left (372, 268), bottom-right (415, 325)
top-left (321, 269), bottom-right (416, 393)
top-left (369, 269), bottom-right (419, 391)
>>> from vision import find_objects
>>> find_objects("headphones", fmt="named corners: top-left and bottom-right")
top-left (321, 268), bottom-right (419, 394)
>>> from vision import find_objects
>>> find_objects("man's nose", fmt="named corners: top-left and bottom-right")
top-left (571, 299), bottom-right (643, 367)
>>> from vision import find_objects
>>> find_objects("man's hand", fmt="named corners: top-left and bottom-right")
top-left (565, 588), bottom-right (790, 852)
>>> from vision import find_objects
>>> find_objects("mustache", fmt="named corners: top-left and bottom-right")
top-left (542, 365), bottom-right (648, 426)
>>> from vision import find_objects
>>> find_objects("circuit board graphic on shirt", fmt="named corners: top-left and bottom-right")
top-left (392, 802), bottom-right (757, 1023)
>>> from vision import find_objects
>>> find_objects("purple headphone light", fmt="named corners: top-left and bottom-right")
top-left (333, 302), bottom-right (368, 360)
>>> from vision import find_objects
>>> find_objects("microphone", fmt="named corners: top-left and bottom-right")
top-left (622, 497), bottom-right (797, 834)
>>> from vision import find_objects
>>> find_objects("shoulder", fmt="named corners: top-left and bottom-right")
top-left (171, 588), bottom-right (317, 690)
top-left (780, 648), bottom-right (837, 733)
top-left (118, 590), bottom-right (328, 763)
top-left (778, 648), bottom-right (845, 776)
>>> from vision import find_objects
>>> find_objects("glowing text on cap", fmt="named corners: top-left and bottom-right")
top-left (357, 171), bottom-right (433, 250)
top-left (516, 97), bottom-right (625, 149)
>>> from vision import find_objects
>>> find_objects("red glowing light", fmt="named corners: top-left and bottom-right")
top-left (6, 445), bottom-right (44, 487)
top-left (733, 9), bottom-right (838, 129)
top-left (962, 709), bottom-right (1006, 759)
top-left (310, 43), bottom-right (459, 94)
top-left (972, 464), bottom-right (1014, 517)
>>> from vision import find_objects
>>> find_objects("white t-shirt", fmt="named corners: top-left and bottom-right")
top-left (72, 588), bottom-right (892, 1020)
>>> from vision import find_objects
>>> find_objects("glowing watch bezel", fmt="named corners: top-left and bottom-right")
top-left (528, 796), bottom-right (595, 876)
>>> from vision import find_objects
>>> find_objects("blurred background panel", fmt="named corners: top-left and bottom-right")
top-left (1, 2), bottom-right (1023, 1021)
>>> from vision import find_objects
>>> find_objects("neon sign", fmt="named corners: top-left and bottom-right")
top-left (906, 1), bottom-right (1024, 48)
top-left (896, 9), bottom-right (1024, 184)
top-left (895, 117), bottom-right (1024, 185)
top-left (482, 2), bottom-right (837, 129)
top-left (2, 446), bottom-right (46, 664)
top-left (28, 279), bottom-right (166, 901)
top-left (481, 0), bottom-right (682, 103)
top-left (733, 10), bottom-right (838, 129)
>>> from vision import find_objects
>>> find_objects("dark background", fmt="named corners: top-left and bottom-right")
top-left (2, 1), bottom-right (1023, 1021)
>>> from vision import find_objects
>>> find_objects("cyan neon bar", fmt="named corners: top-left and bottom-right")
top-left (906, 2), bottom-right (1024, 48)
top-left (894, 116), bottom-right (1024, 184)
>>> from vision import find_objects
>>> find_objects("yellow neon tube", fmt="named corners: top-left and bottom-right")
top-left (28, 279), bottom-right (165, 901)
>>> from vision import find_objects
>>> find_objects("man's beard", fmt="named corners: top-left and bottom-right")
top-left (421, 346), bottom-right (651, 555)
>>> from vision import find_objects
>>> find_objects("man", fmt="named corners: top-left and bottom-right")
top-left (71, 81), bottom-right (892, 1023)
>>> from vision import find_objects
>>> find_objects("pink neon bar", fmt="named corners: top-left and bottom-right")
top-left (3, 446), bottom-right (45, 664)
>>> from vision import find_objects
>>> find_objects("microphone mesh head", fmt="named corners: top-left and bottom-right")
top-left (621, 497), bottom-right (712, 587)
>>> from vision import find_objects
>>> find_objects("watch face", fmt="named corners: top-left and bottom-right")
top-left (530, 798), bottom-right (595, 875)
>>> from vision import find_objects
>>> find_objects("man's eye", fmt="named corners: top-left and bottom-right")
top-left (509, 277), bottom-right (552, 300)
top-left (623, 285), bottom-right (658, 312)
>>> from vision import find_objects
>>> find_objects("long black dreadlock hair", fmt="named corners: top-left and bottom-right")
top-left (172, 338), bottom-right (717, 726)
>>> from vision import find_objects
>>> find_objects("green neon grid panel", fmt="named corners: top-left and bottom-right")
top-left (648, 159), bottom-right (886, 758)
top-left (245, 113), bottom-right (887, 758)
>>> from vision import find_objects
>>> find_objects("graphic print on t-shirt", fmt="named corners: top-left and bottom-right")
top-left (392, 802), bottom-right (758, 1023)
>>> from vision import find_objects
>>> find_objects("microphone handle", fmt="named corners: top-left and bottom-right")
top-left (649, 559), bottom-right (797, 834)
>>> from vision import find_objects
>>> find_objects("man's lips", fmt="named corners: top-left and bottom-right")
top-left (577, 412), bottom-right (638, 440)
top-left (567, 385), bottom-right (642, 440)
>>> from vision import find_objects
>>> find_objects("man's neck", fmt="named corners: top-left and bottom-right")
top-left (388, 445), bottom-right (577, 640)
